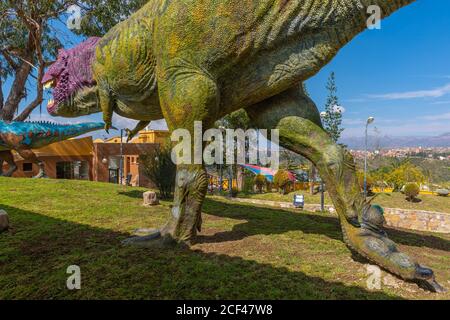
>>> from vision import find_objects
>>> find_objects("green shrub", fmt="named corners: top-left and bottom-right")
top-left (140, 146), bottom-right (176, 199)
top-left (404, 183), bottom-right (420, 202)
top-left (243, 174), bottom-right (255, 193)
top-left (385, 162), bottom-right (425, 191)
top-left (254, 174), bottom-right (267, 193)
top-left (274, 169), bottom-right (291, 195)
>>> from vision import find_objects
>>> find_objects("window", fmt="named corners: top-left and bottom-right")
top-left (23, 163), bottom-right (33, 172)
top-left (56, 161), bottom-right (89, 180)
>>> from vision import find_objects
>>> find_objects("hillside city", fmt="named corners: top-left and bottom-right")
top-left (350, 147), bottom-right (450, 161)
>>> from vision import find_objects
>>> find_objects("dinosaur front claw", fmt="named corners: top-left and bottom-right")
top-left (125, 128), bottom-right (135, 143)
top-left (32, 171), bottom-right (48, 179)
top-left (121, 229), bottom-right (162, 247)
top-left (104, 123), bottom-right (111, 134)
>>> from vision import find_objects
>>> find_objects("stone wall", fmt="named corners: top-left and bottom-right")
top-left (383, 208), bottom-right (450, 234)
top-left (229, 197), bottom-right (449, 234)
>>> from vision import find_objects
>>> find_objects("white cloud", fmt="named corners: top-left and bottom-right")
top-left (27, 113), bottom-right (98, 125)
top-left (342, 119), bottom-right (449, 138)
top-left (111, 114), bottom-right (138, 130)
top-left (367, 83), bottom-right (450, 100)
top-left (421, 112), bottom-right (450, 121)
top-left (147, 119), bottom-right (169, 131)
top-left (342, 118), bottom-right (364, 126)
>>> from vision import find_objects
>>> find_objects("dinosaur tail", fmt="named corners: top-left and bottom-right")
top-left (59, 122), bottom-right (106, 139)
top-left (21, 121), bottom-right (106, 148)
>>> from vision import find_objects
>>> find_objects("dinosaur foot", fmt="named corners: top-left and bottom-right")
top-left (343, 218), bottom-right (446, 293)
top-left (32, 171), bottom-right (48, 179)
top-left (121, 229), bottom-right (180, 248)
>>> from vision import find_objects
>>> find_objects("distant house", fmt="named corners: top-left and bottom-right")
top-left (6, 127), bottom-right (170, 188)
top-left (10, 137), bottom-right (95, 180)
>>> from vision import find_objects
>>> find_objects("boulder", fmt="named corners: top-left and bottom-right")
top-left (143, 191), bottom-right (159, 206)
top-left (436, 189), bottom-right (449, 197)
top-left (0, 210), bottom-right (9, 232)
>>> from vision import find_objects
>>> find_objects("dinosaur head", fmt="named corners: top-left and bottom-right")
top-left (42, 37), bottom-right (101, 117)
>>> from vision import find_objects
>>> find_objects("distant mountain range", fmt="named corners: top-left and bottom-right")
top-left (341, 132), bottom-right (450, 150)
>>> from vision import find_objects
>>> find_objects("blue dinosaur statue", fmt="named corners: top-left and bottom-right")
top-left (0, 121), bottom-right (105, 178)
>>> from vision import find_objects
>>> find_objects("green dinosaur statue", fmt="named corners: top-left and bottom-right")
top-left (42, 0), bottom-right (445, 292)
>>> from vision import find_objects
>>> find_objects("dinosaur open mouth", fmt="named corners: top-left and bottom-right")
top-left (43, 78), bottom-right (60, 114)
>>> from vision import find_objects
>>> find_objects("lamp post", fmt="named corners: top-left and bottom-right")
top-left (364, 117), bottom-right (375, 198)
top-left (218, 126), bottom-right (226, 194)
top-left (319, 111), bottom-right (328, 212)
top-left (120, 129), bottom-right (124, 185)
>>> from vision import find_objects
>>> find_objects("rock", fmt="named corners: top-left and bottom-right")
top-left (436, 189), bottom-right (449, 197)
top-left (143, 191), bottom-right (159, 206)
top-left (0, 209), bottom-right (9, 232)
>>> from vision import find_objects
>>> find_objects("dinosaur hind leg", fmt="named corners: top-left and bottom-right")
top-left (0, 150), bottom-right (18, 177)
top-left (122, 59), bottom-right (217, 247)
top-left (246, 85), bottom-right (445, 293)
top-left (16, 149), bottom-right (48, 179)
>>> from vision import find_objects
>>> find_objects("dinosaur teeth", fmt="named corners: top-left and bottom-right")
top-left (43, 80), bottom-right (55, 89)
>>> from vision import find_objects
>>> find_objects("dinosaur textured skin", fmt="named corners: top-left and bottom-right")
top-left (0, 121), bottom-right (104, 178)
top-left (42, 0), bottom-right (445, 292)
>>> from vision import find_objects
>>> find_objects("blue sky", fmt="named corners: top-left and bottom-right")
top-left (4, 0), bottom-right (450, 139)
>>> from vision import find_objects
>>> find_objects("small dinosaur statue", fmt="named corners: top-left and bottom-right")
top-left (0, 120), bottom-right (105, 178)
top-left (41, 0), bottom-right (445, 292)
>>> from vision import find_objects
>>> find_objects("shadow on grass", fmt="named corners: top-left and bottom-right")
top-left (0, 204), bottom-right (398, 300)
top-left (201, 199), bottom-right (450, 252)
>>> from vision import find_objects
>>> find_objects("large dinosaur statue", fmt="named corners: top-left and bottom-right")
top-left (0, 121), bottom-right (105, 178)
top-left (41, 0), bottom-right (445, 292)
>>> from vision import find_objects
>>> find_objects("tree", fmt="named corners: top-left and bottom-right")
top-left (321, 72), bottom-right (344, 143)
top-left (216, 109), bottom-right (251, 132)
top-left (274, 169), bottom-right (291, 195)
top-left (140, 145), bottom-right (176, 199)
top-left (0, 0), bottom-right (147, 122)
top-left (385, 162), bottom-right (425, 191)
top-left (215, 109), bottom-right (251, 192)
top-left (254, 174), bottom-right (267, 193)
top-left (302, 82), bottom-right (310, 97)
top-left (74, 0), bottom-right (147, 36)
top-left (0, 1), bottom-right (71, 121)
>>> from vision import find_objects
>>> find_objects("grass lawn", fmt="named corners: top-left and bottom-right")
top-left (238, 190), bottom-right (450, 213)
top-left (0, 177), bottom-right (449, 299)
